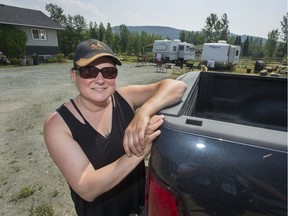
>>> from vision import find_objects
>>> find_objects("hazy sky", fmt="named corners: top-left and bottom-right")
top-left (1, 0), bottom-right (287, 38)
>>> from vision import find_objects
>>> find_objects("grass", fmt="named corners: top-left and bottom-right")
top-left (10, 186), bottom-right (36, 202)
top-left (30, 204), bottom-right (54, 216)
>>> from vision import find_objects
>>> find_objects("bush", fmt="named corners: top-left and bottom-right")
top-left (9, 58), bottom-right (19, 65)
top-left (56, 53), bottom-right (65, 62)
top-left (68, 53), bottom-right (74, 60)
top-left (0, 24), bottom-right (27, 58)
top-left (0, 54), bottom-right (10, 65)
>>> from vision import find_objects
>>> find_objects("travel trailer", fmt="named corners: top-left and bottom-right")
top-left (200, 41), bottom-right (241, 69)
top-left (152, 39), bottom-right (195, 63)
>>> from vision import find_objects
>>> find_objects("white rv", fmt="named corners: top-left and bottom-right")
top-left (200, 41), bottom-right (241, 69)
top-left (152, 39), bottom-right (195, 62)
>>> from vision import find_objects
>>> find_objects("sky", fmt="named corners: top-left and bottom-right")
top-left (1, 0), bottom-right (287, 38)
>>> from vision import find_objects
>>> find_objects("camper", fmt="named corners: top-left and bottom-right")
top-left (152, 39), bottom-right (195, 63)
top-left (200, 41), bottom-right (241, 69)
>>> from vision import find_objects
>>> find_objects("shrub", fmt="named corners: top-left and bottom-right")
top-left (68, 52), bottom-right (74, 60)
top-left (56, 53), bottom-right (65, 62)
top-left (0, 54), bottom-right (10, 65)
top-left (0, 24), bottom-right (27, 58)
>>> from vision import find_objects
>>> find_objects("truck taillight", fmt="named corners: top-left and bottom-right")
top-left (145, 168), bottom-right (184, 216)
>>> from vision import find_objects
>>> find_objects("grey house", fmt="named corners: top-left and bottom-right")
top-left (0, 4), bottom-right (64, 60)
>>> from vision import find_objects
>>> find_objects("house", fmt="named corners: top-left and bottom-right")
top-left (0, 4), bottom-right (64, 61)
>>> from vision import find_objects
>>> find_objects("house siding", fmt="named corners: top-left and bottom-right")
top-left (17, 26), bottom-right (59, 46)
top-left (16, 26), bottom-right (60, 57)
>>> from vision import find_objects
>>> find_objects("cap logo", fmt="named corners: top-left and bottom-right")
top-left (90, 41), bottom-right (105, 50)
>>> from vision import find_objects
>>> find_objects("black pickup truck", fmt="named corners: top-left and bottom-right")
top-left (145, 71), bottom-right (287, 216)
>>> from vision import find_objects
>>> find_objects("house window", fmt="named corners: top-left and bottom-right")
top-left (31, 29), bottom-right (47, 40)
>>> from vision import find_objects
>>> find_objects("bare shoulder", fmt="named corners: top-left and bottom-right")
top-left (44, 111), bottom-right (65, 131)
top-left (44, 111), bottom-right (71, 147)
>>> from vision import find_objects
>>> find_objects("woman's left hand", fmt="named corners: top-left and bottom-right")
top-left (123, 114), bottom-right (164, 157)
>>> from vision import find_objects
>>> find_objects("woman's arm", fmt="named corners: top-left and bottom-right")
top-left (118, 79), bottom-right (187, 156)
top-left (44, 112), bottom-right (163, 202)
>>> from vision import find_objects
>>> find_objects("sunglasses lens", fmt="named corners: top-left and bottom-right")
top-left (77, 67), bottom-right (117, 79)
top-left (101, 67), bottom-right (118, 79)
top-left (77, 66), bottom-right (96, 79)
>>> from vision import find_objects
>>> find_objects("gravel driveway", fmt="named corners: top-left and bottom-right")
top-left (0, 62), bottom-right (170, 216)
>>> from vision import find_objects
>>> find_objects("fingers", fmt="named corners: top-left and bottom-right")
top-left (143, 129), bottom-right (162, 156)
top-left (123, 135), bottom-right (132, 157)
top-left (123, 114), bottom-right (164, 157)
top-left (145, 115), bottom-right (164, 136)
top-left (123, 129), bottom-right (144, 157)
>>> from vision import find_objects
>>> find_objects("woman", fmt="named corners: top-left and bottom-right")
top-left (44, 39), bottom-right (186, 215)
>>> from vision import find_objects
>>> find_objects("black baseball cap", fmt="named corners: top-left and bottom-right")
top-left (73, 39), bottom-right (122, 67)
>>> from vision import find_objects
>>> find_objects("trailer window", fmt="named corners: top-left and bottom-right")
top-left (186, 46), bottom-right (190, 51)
top-left (236, 50), bottom-right (239, 56)
top-left (155, 45), bottom-right (167, 51)
top-left (173, 46), bottom-right (177, 51)
top-left (179, 46), bottom-right (184, 51)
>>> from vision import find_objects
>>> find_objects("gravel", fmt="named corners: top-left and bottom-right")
top-left (0, 62), bottom-right (170, 216)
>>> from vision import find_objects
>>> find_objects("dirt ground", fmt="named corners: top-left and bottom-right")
top-left (0, 62), bottom-right (170, 216)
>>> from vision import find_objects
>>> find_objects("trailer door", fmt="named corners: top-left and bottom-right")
top-left (228, 46), bottom-right (236, 64)
top-left (178, 45), bottom-right (184, 59)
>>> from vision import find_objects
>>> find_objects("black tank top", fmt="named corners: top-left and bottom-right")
top-left (56, 91), bottom-right (145, 216)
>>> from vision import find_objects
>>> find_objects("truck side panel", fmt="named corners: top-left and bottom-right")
top-left (147, 71), bottom-right (287, 215)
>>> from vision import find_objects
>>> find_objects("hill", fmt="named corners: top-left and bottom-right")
top-left (112, 25), bottom-right (267, 43)
top-left (112, 26), bottom-right (182, 40)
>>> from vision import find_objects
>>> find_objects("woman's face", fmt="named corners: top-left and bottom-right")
top-left (72, 57), bottom-right (117, 104)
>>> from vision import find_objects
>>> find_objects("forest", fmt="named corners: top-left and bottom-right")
top-left (0, 3), bottom-right (287, 61)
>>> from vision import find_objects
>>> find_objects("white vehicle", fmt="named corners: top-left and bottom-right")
top-left (200, 41), bottom-right (241, 69)
top-left (152, 39), bottom-right (196, 62)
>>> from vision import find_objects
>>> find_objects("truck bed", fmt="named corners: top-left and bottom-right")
top-left (193, 72), bottom-right (286, 131)
top-left (161, 71), bottom-right (287, 151)
top-left (146, 71), bottom-right (287, 216)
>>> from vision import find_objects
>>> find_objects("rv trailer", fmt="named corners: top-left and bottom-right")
top-left (152, 39), bottom-right (195, 63)
top-left (200, 41), bottom-right (241, 69)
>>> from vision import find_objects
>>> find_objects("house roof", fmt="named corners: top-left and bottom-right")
top-left (0, 4), bottom-right (64, 30)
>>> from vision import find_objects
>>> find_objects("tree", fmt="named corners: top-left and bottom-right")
top-left (118, 24), bottom-right (130, 53)
top-left (45, 3), bottom-right (67, 55)
top-left (233, 36), bottom-right (242, 46)
top-left (265, 29), bottom-right (279, 57)
top-left (202, 13), bottom-right (230, 42)
top-left (0, 24), bottom-right (27, 58)
top-left (277, 13), bottom-right (288, 57)
top-left (87, 21), bottom-right (99, 39)
top-left (105, 23), bottom-right (113, 46)
top-left (242, 36), bottom-right (250, 57)
top-left (45, 3), bottom-right (66, 25)
top-left (178, 30), bottom-right (205, 45)
top-left (98, 22), bottom-right (106, 42)
top-left (179, 30), bottom-right (188, 42)
top-left (280, 13), bottom-right (287, 45)
top-left (202, 13), bottom-right (218, 42)
top-left (218, 13), bottom-right (230, 41)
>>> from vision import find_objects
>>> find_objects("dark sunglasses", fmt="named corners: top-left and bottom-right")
top-left (75, 66), bottom-right (118, 79)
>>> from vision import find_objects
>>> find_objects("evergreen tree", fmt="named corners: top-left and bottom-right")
top-left (118, 24), bottom-right (130, 53)
top-left (234, 36), bottom-right (241, 46)
top-left (98, 22), bottom-right (106, 42)
top-left (105, 23), bottom-right (113, 46)
top-left (242, 36), bottom-right (250, 57)
top-left (88, 21), bottom-right (99, 39)
top-left (265, 29), bottom-right (279, 57)
top-left (202, 13), bottom-right (230, 42)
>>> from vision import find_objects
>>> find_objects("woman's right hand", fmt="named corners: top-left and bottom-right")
top-left (143, 115), bottom-right (164, 156)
